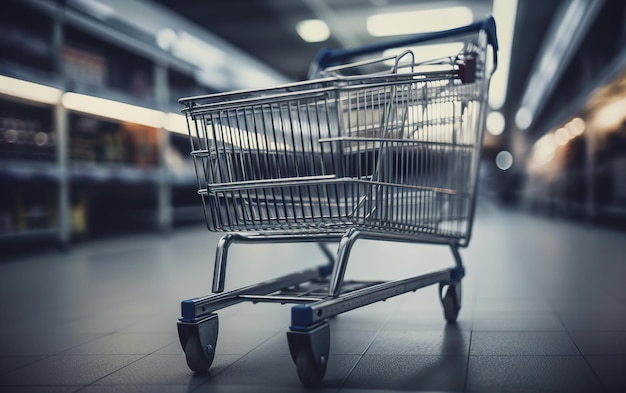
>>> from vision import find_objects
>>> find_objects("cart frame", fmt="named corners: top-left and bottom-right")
top-left (177, 17), bottom-right (498, 386)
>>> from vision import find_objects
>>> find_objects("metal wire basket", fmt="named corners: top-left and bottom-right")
top-left (182, 34), bottom-right (488, 245)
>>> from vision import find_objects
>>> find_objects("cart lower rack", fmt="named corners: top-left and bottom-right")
top-left (177, 17), bottom-right (497, 386)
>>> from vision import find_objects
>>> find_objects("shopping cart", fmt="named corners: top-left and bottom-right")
top-left (177, 17), bottom-right (497, 385)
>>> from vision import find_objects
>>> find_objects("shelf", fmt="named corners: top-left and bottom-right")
top-left (168, 168), bottom-right (197, 187)
top-left (173, 205), bottom-right (204, 223)
top-left (0, 160), bottom-right (60, 181)
top-left (0, 228), bottom-right (58, 241)
top-left (0, 159), bottom-right (201, 187)
top-left (70, 162), bottom-right (162, 184)
top-left (1, 0), bottom-right (268, 243)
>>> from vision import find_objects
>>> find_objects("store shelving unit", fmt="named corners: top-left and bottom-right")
top-left (0, 0), bottom-right (288, 247)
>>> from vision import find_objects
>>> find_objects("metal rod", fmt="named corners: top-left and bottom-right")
top-left (297, 268), bottom-right (453, 326)
top-left (186, 267), bottom-right (323, 320)
top-left (238, 294), bottom-right (323, 304)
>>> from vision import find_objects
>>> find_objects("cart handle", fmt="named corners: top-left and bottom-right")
top-left (310, 16), bottom-right (498, 77)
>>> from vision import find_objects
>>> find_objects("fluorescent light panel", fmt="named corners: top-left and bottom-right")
top-left (0, 75), bottom-right (62, 105)
top-left (367, 6), bottom-right (473, 37)
top-left (62, 92), bottom-right (164, 128)
top-left (517, 0), bottom-right (602, 130)
top-left (1, 76), bottom-right (193, 137)
top-left (488, 0), bottom-right (518, 110)
top-left (163, 112), bottom-right (188, 135)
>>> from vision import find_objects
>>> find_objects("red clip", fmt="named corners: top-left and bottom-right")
top-left (459, 56), bottom-right (476, 84)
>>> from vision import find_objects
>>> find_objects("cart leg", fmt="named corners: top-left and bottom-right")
top-left (328, 229), bottom-right (360, 297)
top-left (450, 243), bottom-right (465, 272)
top-left (287, 322), bottom-right (330, 386)
top-left (213, 234), bottom-right (238, 293)
top-left (439, 244), bottom-right (465, 323)
top-left (177, 313), bottom-right (218, 372)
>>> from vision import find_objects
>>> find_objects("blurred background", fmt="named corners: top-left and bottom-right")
top-left (1, 0), bottom-right (626, 255)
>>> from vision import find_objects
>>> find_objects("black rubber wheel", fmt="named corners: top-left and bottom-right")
top-left (296, 349), bottom-right (326, 386)
top-left (184, 335), bottom-right (212, 372)
top-left (442, 283), bottom-right (461, 323)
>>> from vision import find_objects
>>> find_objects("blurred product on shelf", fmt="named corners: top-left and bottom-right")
top-left (62, 45), bottom-right (107, 89)
top-left (0, 113), bottom-right (55, 162)
top-left (0, 210), bottom-right (15, 234)
top-left (71, 194), bottom-right (88, 236)
top-left (124, 123), bottom-right (159, 168)
top-left (14, 192), bottom-right (55, 232)
top-left (69, 115), bottom-right (159, 167)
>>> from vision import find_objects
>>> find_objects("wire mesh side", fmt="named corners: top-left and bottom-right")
top-left (185, 89), bottom-right (356, 231)
top-left (331, 73), bottom-right (484, 239)
top-left (181, 30), bottom-right (491, 242)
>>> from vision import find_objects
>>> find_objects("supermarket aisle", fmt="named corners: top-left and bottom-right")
top-left (0, 202), bottom-right (625, 392)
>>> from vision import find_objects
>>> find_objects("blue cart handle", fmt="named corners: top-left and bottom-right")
top-left (311, 16), bottom-right (498, 77)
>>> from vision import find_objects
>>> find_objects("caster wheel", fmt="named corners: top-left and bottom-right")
top-left (287, 322), bottom-right (330, 386)
top-left (184, 335), bottom-right (213, 372)
top-left (440, 282), bottom-right (461, 323)
top-left (296, 348), bottom-right (327, 386)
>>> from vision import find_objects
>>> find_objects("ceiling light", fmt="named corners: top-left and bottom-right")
top-left (567, 117), bottom-right (585, 136)
top-left (296, 19), bottom-right (330, 43)
top-left (591, 97), bottom-right (626, 132)
top-left (156, 28), bottom-right (178, 51)
top-left (172, 31), bottom-right (226, 68)
top-left (554, 127), bottom-right (571, 145)
top-left (515, 107), bottom-right (532, 130)
top-left (486, 111), bottom-right (505, 135)
top-left (495, 150), bottom-right (514, 170)
top-left (366, 6), bottom-right (473, 37)
top-left (532, 133), bottom-right (556, 165)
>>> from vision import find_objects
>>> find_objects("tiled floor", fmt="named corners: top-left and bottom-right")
top-left (1, 202), bottom-right (625, 392)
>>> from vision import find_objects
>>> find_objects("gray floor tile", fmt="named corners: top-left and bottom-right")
top-left (473, 298), bottom-right (553, 315)
top-left (118, 316), bottom-right (180, 335)
top-left (339, 390), bottom-right (443, 393)
top-left (153, 342), bottom-right (184, 355)
top-left (471, 312), bottom-right (565, 331)
top-left (215, 328), bottom-right (283, 355)
top-left (195, 384), bottom-right (339, 393)
top-left (586, 355), bottom-right (626, 391)
top-left (558, 312), bottom-right (626, 331)
top-left (569, 330), bottom-right (626, 355)
top-left (78, 385), bottom-right (197, 393)
top-left (324, 309), bottom-right (390, 333)
top-left (0, 355), bottom-right (141, 386)
top-left (0, 355), bottom-right (46, 376)
top-left (365, 329), bottom-right (470, 356)
top-left (2, 206), bottom-right (626, 392)
top-left (252, 327), bottom-right (377, 355)
top-left (0, 387), bottom-right (83, 393)
top-left (467, 355), bottom-right (603, 392)
top-left (343, 355), bottom-right (467, 391)
top-left (470, 331), bottom-right (580, 356)
top-left (0, 333), bottom-right (105, 356)
top-left (94, 354), bottom-right (237, 386)
top-left (204, 352), bottom-right (359, 389)
top-left (549, 297), bottom-right (626, 314)
top-left (63, 333), bottom-right (175, 355)
top-left (328, 329), bottom-right (379, 355)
